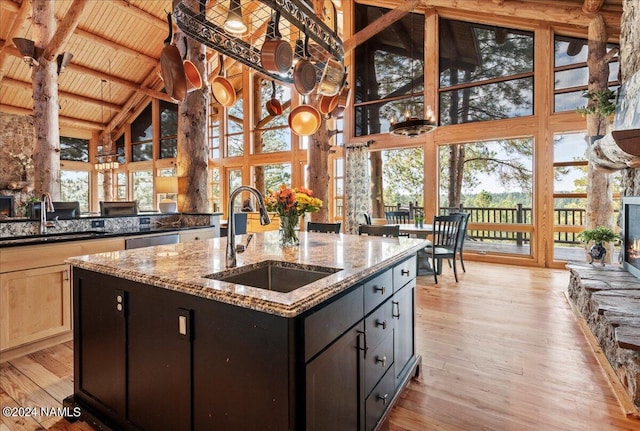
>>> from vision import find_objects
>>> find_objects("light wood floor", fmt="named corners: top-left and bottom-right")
top-left (2, 262), bottom-right (640, 430)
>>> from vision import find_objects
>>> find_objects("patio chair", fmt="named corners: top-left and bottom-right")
top-left (363, 213), bottom-right (372, 225)
top-left (385, 210), bottom-right (411, 224)
top-left (307, 221), bottom-right (341, 233)
top-left (450, 212), bottom-right (471, 272)
top-left (421, 214), bottom-right (464, 284)
top-left (358, 224), bottom-right (400, 238)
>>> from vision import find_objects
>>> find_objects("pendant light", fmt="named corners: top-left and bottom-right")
top-left (389, 12), bottom-right (437, 138)
top-left (95, 70), bottom-right (119, 171)
top-left (223, 0), bottom-right (247, 35)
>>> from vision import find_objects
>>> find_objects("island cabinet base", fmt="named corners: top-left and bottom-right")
top-left (68, 254), bottom-right (419, 431)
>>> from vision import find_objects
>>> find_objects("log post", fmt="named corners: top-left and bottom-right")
top-left (32, 0), bottom-right (61, 199)
top-left (585, 14), bottom-right (614, 261)
top-left (174, 0), bottom-right (209, 213)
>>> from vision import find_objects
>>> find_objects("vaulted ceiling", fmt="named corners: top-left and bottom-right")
top-left (0, 0), bottom-right (623, 137)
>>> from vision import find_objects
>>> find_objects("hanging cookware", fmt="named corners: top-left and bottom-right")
top-left (293, 34), bottom-right (317, 96)
top-left (318, 93), bottom-right (339, 116)
top-left (160, 13), bottom-right (187, 102)
top-left (288, 97), bottom-right (321, 136)
top-left (316, 4), bottom-right (345, 97)
top-left (211, 55), bottom-right (236, 107)
top-left (265, 81), bottom-right (283, 116)
top-left (261, 11), bottom-right (293, 74)
top-left (182, 37), bottom-right (202, 93)
top-left (330, 82), bottom-right (351, 117)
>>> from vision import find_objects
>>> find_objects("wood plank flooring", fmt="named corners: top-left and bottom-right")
top-left (2, 262), bottom-right (640, 430)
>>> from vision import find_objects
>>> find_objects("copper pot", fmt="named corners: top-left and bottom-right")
top-left (288, 103), bottom-right (321, 136)
top-left (261, 11), bottom-right (293, 74)
top-left (265, 81), bottom-right (283, 116)
top-left (211, 55), bottom-right (236, 107)
top-left (182, 38), bottom-right (202, 93)
top-left (318, 93), bottom-right (339, 115)
top-left (293, 34), bottom-right (316, 95)
top-left (317, 58), bottom-right (345, 97)
top-left (330, 82), bottom-right (351, 117)
top-left (159, 13), bottom-right (187, 102)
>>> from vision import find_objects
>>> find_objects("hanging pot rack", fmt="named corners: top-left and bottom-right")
top-left (173, 0), bottom-right (344, 86)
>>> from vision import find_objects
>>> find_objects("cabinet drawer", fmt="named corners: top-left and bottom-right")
top-left (365, 300), bottom-right (393, 349)
top-left (305, 285), bottom-right (364, 361)
top-left (364, 330), bottom-right (394, 396)
top-left (364, 269), bottom-right (393, 315)
top-left (365, 366), bottom-right (396, 431)
top-left (393, 255), bottom-right (416, 292)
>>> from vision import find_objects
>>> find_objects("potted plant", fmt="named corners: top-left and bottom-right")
top-left (577, 225), bottom-right (619, 265)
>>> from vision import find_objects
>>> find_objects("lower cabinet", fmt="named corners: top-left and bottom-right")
top-left (392, 279), bottom-right (416, 387)
top-left (0, 264), bottom-right (70, 351)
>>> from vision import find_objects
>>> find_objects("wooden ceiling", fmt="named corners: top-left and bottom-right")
top-left (0, 0), bottom-right (623, 136)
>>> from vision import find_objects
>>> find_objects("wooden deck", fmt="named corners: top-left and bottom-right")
top-left (2, 262), bottom-right (640, 430)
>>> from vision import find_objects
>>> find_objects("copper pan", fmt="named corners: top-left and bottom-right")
top-left (265, 81), bottom-right (283, 116)
top-left (261, 11), bottom-right (293, 74)
top-left (293, 34), bottom-right (317, 96)
top-left (289, 102), bottom-right (321, 136)
top-left (182, 38), bottom-right (202, 92)
top-left (159, 13), bottom-right (186, 102)
top-left (211, 55), bottom-right (236, 107)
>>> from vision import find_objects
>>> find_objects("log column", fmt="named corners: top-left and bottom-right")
top-left (31, 0), bottom-right (60, 199)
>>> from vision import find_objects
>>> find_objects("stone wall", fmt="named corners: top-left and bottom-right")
top-left (0, 113), bottom-right (36, 216)
top-left (620, 0), bottom-right (640, 196)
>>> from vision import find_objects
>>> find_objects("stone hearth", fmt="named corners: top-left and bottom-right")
top-left (567, 262), bottom-right (640, 408)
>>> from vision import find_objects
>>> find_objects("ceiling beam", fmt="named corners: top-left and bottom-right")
top-left (73, 27), bottom-right (157, 66)
top-left (110, 0), bottom-right (167, 31)
top-left (343, 0), bottom-right (421, 52)
top-left (0, 0), bottom-right (32, 83)
top-left (582, 0), bottom-right (605, 14)
top-left (0, 103), bottom-right (102, 130)
top-left (42, 0), bottom-right (89, 61)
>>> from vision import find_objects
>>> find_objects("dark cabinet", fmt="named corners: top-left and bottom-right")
top-left (392, 279), bottom-right (415, 387)
top-left (306, 322), bottom-right (365, 431)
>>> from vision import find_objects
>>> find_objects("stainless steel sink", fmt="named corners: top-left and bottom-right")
top-left (205, 260), bottom-right (342, 293)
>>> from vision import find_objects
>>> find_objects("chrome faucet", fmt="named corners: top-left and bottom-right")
top-left (40, 193), bottom-right (55, 235)
top-left (226, 186), bottom-right (270, 268)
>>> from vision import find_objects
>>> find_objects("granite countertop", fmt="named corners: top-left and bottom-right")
top-left (66, 231), bottom-right (429, 318)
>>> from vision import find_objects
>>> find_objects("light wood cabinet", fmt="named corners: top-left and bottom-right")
top-left (0, 264), bottom-right (71, 351)
top-left (179, 227), bottom-right (217, 243)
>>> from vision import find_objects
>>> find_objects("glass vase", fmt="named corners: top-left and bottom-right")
top-left (279, 214), bottom-right (299, 247)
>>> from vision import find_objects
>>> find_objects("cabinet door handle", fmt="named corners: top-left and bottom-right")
top-left (401, 269), bottom-right (410, 276)
top-left (374, 285), bottom-right (386, 295)
top-left (375, 319), bottom-right (387, 330)
top-left (376, 355), bottom-right (387, 367)
top-left (356, 330), bottom-right (369, 358)
top-left (115, 290), bottom-right (125, 314)
top-left (377, 393), bottom-right (389, 405)
top-left (64, 269), bottom-right (69, 281)
top-left (392, 301), bottom-right (400, 319)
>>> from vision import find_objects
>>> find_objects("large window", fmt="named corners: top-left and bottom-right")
top-left (160, 100), bottom-right (178, 158)
top-left (60, 136), bottom-right (89, 162)
top-left (61, 170), bottom-right (89, 212)
top-left (354, 6), bottom-right (424, 136)
top-left (553, 35), bottom-right (619, 113)
top-left (131, 103), bottom-right (153, 161)
top-left (439, 20), bottom-right (534, 125)
top-left (254, 78), bottom-right (291, 153)
top-left (132, 170), bottom-right (153, 211)
top-left (439, 138), bottom-right (533, 256)
top-left (253, 163), bottom-right (291, 196)
top-left (227, 99), bottom-right (244, 157)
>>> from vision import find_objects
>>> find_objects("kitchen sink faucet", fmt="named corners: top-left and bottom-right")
top-left (226, 186), bottom-right (271, 268)
top-left (40, 192), bottom-right (55, 235)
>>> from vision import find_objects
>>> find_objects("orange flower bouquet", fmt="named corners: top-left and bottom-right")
top-left (265, 185), bottom-right (322, 246)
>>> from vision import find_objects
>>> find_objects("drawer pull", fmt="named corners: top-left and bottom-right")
top-left (375, 319), bottom-right (387, 330)
top-left (373, 285), bottom-right (386, 295)
top-left (377, 393), bottom-right (389, 405)
top-left (401, 269), bottom-right (410, 276)
top-left (376, 355), bottom-right (387, 367)
top-left (392, 301), bottom-right (400, 319)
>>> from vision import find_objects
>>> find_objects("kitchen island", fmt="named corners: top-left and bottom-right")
top-left (65, 231), bottom-right (428, 430)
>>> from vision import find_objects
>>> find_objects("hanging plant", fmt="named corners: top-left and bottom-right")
top-left (576, 89), bottom-right (616, 118)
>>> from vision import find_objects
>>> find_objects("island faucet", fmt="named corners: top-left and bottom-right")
top-left (40, 193), bottom-right (55, 235)
top-left (226, 186), bottom-right (271, 268)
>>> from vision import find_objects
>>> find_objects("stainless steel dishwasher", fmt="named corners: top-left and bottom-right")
top-left (124, 233), bottom-right (180, 249)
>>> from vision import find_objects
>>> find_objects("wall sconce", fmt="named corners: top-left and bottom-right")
top-left (223, 0), bottom-right (247, 35)
top-left (156, 176), bottom-right (179, 213)
top-left (12, 37), bottom-right (72, 74)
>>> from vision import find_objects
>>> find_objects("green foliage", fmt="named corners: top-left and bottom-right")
top-left (576, 89), bottom-right (616, 118)
top-left (382, 148), bottom-right (424, 205)
top-left (577, 226), bottom-right (619, 245)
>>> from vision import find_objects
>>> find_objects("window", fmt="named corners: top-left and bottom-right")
top-left (254, 78), bottom-right (292, 153)
top-left (160, 100), bottom-right (178, 158)
top-left (438, 138), bottom-right (533, 256)
top-left (553, 35), bottom-right (619, 113)
top-left (228, 168), bottom-right (243, 212)
top-left (439, 19), bottom-right (534, 125)
top-left (210, 168), bottom-right (221, 212)
top-left (60, 136), bottom-right (89, 162)
top-left (354, 6), bottom-right (424, 136)
top-left (132, 170), bottom-right (153, 211)
top-left (116, 172), bottom-right (127, 200)
top-left (253, 163), bottom-right (291, 196)
top-left (115, 134), bottom-right (126, 165)
top-left (227, 99), bottom-right (244, 157)
top-left (131, 103), bottom-right (153, 161)
top-left (333, 158), bottom-right (344, 219)
top-left (209, 107), bottom-right (220, 159)
top-left (61, 170), bottom-right (89, 212)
